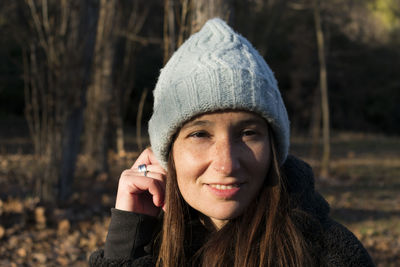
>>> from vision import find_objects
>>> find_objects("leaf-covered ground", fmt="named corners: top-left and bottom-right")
top-left (0, 132), bottom-right (399, 266)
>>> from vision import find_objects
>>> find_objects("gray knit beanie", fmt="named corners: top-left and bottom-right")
top-left (149, 18), bottom-right (290, 169)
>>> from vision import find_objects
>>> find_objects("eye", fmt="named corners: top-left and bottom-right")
top-left (242, 129), bottom-right (257, 137)
top-left (189, 131), bottom-right (210, 138)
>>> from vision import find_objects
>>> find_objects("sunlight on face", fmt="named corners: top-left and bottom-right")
top-left (172, 111), bottom-right (271, 229)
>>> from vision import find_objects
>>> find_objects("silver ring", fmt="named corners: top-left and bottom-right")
top-left (138, 164), bottom-right (148, 176)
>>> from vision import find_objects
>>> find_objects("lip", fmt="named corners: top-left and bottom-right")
top-left (206, 183), bottom-right (243, 199)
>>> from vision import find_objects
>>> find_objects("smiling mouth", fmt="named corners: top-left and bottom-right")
top-left (208, 184), bottom-right (241, 190)
top-left (207, 183), bottom-right (242, 198)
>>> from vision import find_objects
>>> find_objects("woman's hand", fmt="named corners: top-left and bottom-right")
top-left (115, 148), bottom-right (166, 217)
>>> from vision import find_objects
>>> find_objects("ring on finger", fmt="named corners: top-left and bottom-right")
top-left (138, 164), bottom-right (148, 177)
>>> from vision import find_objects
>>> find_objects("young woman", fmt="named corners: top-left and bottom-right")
top-left (90, 18), bottom-right (374, 267)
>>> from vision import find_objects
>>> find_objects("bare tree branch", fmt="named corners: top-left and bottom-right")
top-left (117, 31), bottom-right (163, 46)
top-left (26, 0), bottom-right (48, 51)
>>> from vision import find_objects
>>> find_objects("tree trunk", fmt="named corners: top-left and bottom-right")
top-left (251, 0), bottom-right (289, 56)
top-left (310, 87), bottom-right (321, 159)
top-left (111, 1), bottom-right (150, 157)
top-left (58, 0), bottom-right (98, 201)
top-left (313, 0), bottom-right (330, 178)
top-left (136, 88), bottom-right (148, 152)
top-left (22, 0), bottom-right (92, 203)
top-left (163, 0), bottom-right (233, 63)
top-left (190, 0), bottom-right (233, 34)
top-left (163, 0), bottom-right (176, 63)
top-left (83, 0), bottom-right (117, 176)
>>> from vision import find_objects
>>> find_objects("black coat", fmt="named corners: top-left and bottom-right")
top-left (89, 155), bottom-right (375, 266)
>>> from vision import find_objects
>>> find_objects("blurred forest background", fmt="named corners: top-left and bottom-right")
top-left (0, 0), bottom-right (399, 266)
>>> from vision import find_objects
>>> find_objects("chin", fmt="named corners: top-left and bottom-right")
top-left (203, 205), bottom-right (245, 221)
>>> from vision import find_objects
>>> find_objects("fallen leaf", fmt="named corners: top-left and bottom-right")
top-left (17, 248), bottom-right (26, 257)
top-left (35, 207), bottom-right (46, 229)
top-left (0, 225), bottom-right (5, 239)
top-left (57, 219), bottom-right (70, 236)
top-left (32, 252), bottom-right (47, 263)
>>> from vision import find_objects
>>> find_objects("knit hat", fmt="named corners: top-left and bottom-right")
top-left (149, 18), bottom-right (290, 169)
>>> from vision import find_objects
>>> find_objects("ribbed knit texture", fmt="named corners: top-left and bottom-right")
top-left (149, 18), bottom-right (290, 169)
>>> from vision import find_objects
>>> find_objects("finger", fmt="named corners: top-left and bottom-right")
top-left (121, 169), bottom-right (166, 186)
top-left (128, 177), bottom-right (165, 207)
top-left (124, 168), bottom-right (166, 182)
top-left (120, 175), bottom-right (165, 207)
top-left (132, 148), bottom-right (164, 170)
top-left (135, 171), bottom-right (166, 184)
top-left (141, 164), bottom-right (167, 176)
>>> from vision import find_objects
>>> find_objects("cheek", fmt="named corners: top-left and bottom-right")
top-left (249, 140), bottom-right (271, 163)
top-left (173, 142), bottom-right (207, 179)
top-left (175, 167), bottom-right (201, 210)
top-left (250, 143), bottom-right (272, 183)
top-left (173, 145), bottom-right (208, 206)
top-left (259, 148), bottom-right (271, 170)
top-left (174, 156), bottom-right (203, 190)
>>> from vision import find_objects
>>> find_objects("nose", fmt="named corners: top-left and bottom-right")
top-left (211, 136), bottom-right (240, 175)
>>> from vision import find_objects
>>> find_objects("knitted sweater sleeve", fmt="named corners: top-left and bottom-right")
top-left (321, 218), bottom-right (375, 267)
top-left (89, 208), bottom-right (159, 267)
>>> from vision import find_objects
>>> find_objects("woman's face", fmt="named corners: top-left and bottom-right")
top-left (172, 111), bottom-right (271, 229)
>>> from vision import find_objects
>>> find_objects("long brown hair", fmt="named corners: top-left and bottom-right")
top-left (156, 132), bottom-right (313, 267)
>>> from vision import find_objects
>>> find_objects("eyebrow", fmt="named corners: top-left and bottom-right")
top-left (237, 118), bottom-right (267, 126)
top-left (181, 117), bottom-right (268, 130)
top-left (181, 120), bottom-right (214, 130)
